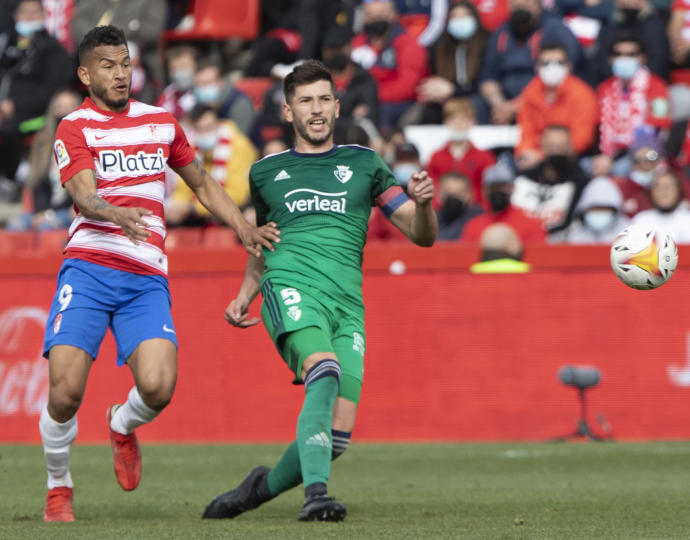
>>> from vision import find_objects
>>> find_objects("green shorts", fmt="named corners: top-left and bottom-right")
top-left (260, 278), bottom-right (365, 403)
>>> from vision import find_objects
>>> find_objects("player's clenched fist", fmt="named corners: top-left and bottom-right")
top-left (225, 297), bottom-right (260, 328)
top-left (407, 170), bottom-right (434, 205)
top-left (238, 221), bottom-right (281, 258)
top-left (112, 207), bottom-right (152, 244)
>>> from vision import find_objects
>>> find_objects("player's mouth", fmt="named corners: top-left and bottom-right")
top-left (114, 83), bottom-right (128, 94)
top-left (308, 117), bottom-right (327, 132)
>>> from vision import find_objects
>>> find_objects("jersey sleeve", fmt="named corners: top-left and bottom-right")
top-left (167, 116), bottom-right (196, 168)
top-left (249, 168), bottom-right (269, 226)
top-left (54, 119), bottom-right (95, 185)
top-left (371, 151), bottom-right (409, 218)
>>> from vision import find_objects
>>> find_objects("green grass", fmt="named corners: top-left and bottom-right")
top-left (2, 442), bottom-right (690, 539)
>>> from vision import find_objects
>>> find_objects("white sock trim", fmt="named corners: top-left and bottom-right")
top-left (39, 405), bottom-right (77, 489)
top-left (110, 386), bottom-right (159, 435)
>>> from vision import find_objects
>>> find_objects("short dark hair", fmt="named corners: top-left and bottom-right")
top-left (283, 60), bottom-right (334, 103)
top-left (609, 31), bottom-right (644, 56)
top-left (78, 25), bottom-right (128, 65)
top-left (189, 103), bottom-right (217, 123)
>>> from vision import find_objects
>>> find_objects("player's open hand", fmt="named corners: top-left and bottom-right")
top-left (407, 170), bottom-right (434, 206)
top-left (225, 297), bottom-right (259, 328)
top-left (113, 207), bottom-right (152, 244)
top-left (238, 222), bottom-right (280, 258)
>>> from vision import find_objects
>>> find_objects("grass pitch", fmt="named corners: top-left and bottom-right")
top-left (2, 442), bottom-right (690, 539)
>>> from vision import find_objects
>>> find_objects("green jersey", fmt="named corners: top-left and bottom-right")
top-left (250, 144), bottom-right (408, 311)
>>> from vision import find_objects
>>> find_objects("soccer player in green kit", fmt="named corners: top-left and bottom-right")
top-left (202, 60), bottom-right (437, 522)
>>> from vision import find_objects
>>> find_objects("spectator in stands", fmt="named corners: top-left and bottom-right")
top-left (127, 41), bottom-right (155, 105)
top-left (193, 59), bottom-right (255, 136)
top-left (473, 0), bottom-right (510, 32)
top-left (426, 97), bottom-right (496, 205)
top-left (594, 33), bottom-right (671, 177)
top-left (469, 223), bottom-right (532, 272)
top-left (6, 89), bottom-right (80, 231)
top-left (632, 170), bottom-right (690, 242)
top-left (394, 0), bottom-right (448, 48)
top-left (261, 138), bottom-right (289, 159)
top-left (515, 43), bottom-right (598, 170)
top-left (478, 0), bottom-right (584, 125)
top-left (552, 0), bottom-right (613, 52)
top-left (415, 0), bottom-right (489, 124)
top-left (436, 171), bottom-right (483, 240)
top-left (321, 25), bottom-right (380, 144)
top-left (551, 176), bottom-right (630, 243)
top-left (591, 0), bottom-right (670, 84)
top-left (71, 0), bottom-right (166, 85)
top-left (0, 0), bottom-right (72, 201)
top-left (351, 0), bottom-right (429, 132)
top-left (165, 104), bottom-right (257, 226)
top-left (668, 0), bottom-right (690, 120)
top-left (43, 0), bottom-right (76, 53)
top-left (244, 17), bottom-right (301, 77)
top-left (462, 161), bottom-right (546, 242)
top-left (156, 45), bottom-right (197, 121)
top-left (513, 125), bottom-right (589, 233)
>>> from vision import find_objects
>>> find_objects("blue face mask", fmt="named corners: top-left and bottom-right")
top-left (447, 17), bottom-right (477, 40)
top-left (583, 209), bottom-right (615, 232)
top-left (195, 132), bottom-right (218, 152)
top-left (612, 57), bottom-right (640, 80)
top-left (393, 164), bottom-right (418, 186)
top-left (194, 84), bottom-right (221, 104)
top-left (15, 20), bottom-right (44, 37)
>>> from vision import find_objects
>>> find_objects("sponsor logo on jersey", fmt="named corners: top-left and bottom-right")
top-left (333, 165), bottom-right (353, 184)
top-left (54, 139), bottom-right (70, 169)
top-left (274, 169), bottom-right (291, 181)
top-left (284, 188), bottom-right (347, 214)
top-left (98, 148), bottom-right (165, 175)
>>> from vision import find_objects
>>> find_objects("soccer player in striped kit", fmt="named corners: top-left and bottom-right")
top-left (39, 26), bottom-right (280, 522)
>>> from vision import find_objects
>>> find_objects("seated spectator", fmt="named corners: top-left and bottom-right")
top-left (478, 0), bottom-right (584, 125)
top-left (472, 0), bottom-right (510, 32)
top-left (550, 176), bottom-right (631, 243)
top-left (469, 223), bottom-right (532, 272)
top-left (6, 88), bottom-right (80, 231)
top-left (462, 161), bottom-right (546, 242)
top-left (515, 43), bottom-right (598, 170)
top-left (193, 59), bottom-right (255, 136)
top-left (591, 0), bottom-right (670, 84)
top-left (394, 0), bottom-right (449, 47)
top-left (0, 0), bottom-right (72, 198)
top-left (351, 0), bottom-right (429, 132)
top-left (155, 45), bottom-right (197, 121)
top-left (426, 97), bottom-right (496, 206)
top-left (513, 125), bottom-right (589, 232)
top-left (127, 41), bottom-right (156, 105)
top-left (436, 171), bottom-right (483, 240)
top-left (261, 137), bottom-right (289, 159)
top-left (166, 105), bottom-right (257, 226)
top-left (552, 0), bottom-right (613, 51)
top-left (669, 0), bottom-right (690, 121)
top-left (321, 25), bottom-right (380, 144)
top-left (415, 0), bottom-right (489, 124)
top-left (594, 33), bottom-right (671, 177)
top-left (631, 170), bottom-right (690, 243)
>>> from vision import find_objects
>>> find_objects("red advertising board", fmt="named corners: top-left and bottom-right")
top-left (2, 244), bottom-right (690, 442)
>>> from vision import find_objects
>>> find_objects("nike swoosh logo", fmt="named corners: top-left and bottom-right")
top-left (163, 324), bottom-right (176, 334)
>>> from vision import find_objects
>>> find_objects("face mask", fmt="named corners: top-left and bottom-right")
top-left (448, 129), bottom-right (469, 143)
top-left (194, 84), bottom-right (221, 104)
top-left (439, 196), bottom-right (466, 222)
top-left (612, 57), bottom-right (639, 80)
top-left (195, 132), bottom-right (218, 152)
top-left (172, 69), bottom-right (195, 91)
top-left (15, 20), bottom-right (44, 37)
top-left (393, 164), bottom-right (417, 186)
top-left (621, 7), bottom-right (639, 23)
top-left (325, 54), bottom-right (349, 72)
top-left (583, 209), bottom-right (615, 232)
top-left (364, 20), bottom-right (390, 38)
top-left (630, 169), bottom-right (654, 187)
top-left (447, 17), bottom-right (477, 40)
top-left (488, 189), bottom-right (511, 212)
top-left (538, 63), bottom-right (567, 87)
top-left (544, 154), bottom-right (572, 176)
top-left (509, 9), bottom-right (534, 40)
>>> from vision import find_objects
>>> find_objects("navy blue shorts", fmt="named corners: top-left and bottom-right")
top-left (43, 259), bottom-right (177, 366)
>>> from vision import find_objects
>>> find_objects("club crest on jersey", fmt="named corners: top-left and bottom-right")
top-left (98, 148), bottom-right (165, 175)
top-left (54, 139), bottom-right (70, 169)
top-left (333, 165), bottom-right (353, 184)
top-left (287, 306), bottom-right (302, 321)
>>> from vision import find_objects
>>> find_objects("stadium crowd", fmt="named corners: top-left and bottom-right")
top-left (2, 0), bottom-right (690, 248)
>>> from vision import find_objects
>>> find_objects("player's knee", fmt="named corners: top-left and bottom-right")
top-left (48, 385), bottom-right (83, 420)
top-left (304, 358), bottom-right (341, 389)
top-left (137, 374), bottom-right (176, 411)
top-left (331, 429), bottom-right (351, 460)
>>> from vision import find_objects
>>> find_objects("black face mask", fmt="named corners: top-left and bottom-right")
top-left (364, 20), bottom-right (390, 38)
top-left (325, 54), bottom-right (349, 72)
top-left (543, 154), bottom-right (573, 177)
top-left (621, 7), bottom-right (639, 24)
top-left (439, 197), bottom-right (466, 223)
top-left (488, 190), bottom-right (511, 212)
top-left (509, 9), bottom-right (534, 40)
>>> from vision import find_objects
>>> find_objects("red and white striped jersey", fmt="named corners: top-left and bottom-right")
top-left (54, 97), bottom-right (196, 276)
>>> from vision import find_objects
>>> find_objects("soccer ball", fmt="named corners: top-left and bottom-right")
top-left (610, 223), bottom-right (678, 290)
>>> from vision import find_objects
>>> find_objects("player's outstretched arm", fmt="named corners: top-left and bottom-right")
top-left (224, 253), bottom-right (265, 328)
top-left (64, 169), bottom-right (152, 244)
top-left (173, 158), bottom-right (280, 257)
top-left (388, 170), bottom-right (437, 247)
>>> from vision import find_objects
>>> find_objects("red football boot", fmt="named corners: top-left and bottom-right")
top-left (106, 404), bottom-right (142, 491)
top-left (43, 486), bottom-right (75, 522)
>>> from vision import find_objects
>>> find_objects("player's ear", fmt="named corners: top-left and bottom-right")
top-left (282, 101), bottom-right (293, 123)
top-left (77, 65), bottom-right (90, 87)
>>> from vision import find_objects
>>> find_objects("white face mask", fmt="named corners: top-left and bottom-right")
top-left (630, 169), bottom-right (655, 187)
top-left (447, 17), bottom-right (477, 40)
top-left (448, 129), bottom-right (469, 143)
top-left (583, 209), bottom-right (615, 232)
top-left (195, 131), bottom-right (218, 152)
top-left (538, 62), bottom-right (567, 87)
